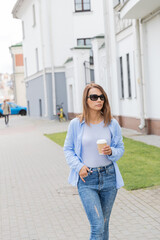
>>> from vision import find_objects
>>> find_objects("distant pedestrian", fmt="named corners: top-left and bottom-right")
top-left (2, 100), bottom-right (11, 126)
top-left (64, 83), bottom-right (124, 240)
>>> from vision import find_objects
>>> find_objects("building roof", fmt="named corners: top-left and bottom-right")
top-left (92, 34), bottom-right (105, 39)
top-left (10, 42), bottom-right (22, 48)
top-left (64, 57), bottom-right (73, 64)
top-left (71, 46), bottom-right (91, 50)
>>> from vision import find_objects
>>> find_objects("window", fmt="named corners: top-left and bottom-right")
top-left (35, 48), bottom-right (39, 72)
top-left (75, 0), bottom-right (91, 12)
top-left (39, 99), bottom-right (42, 117)
top-left (15, 54), bottom-right (24, 67)
top-left (27, 101), bottom-right (30, 116)
top-left (9, 103), bottom-right (17, 108)
top-left (77, 38), bottom-right (91, 46)
top-left (119, 57), bottom-right (124, 99)
top-left (22, 21), bottom-right (25, 39)
top-left (32, 4), bottom-right (36, 27)
top-left (126, 53), bottom-right (132, 98)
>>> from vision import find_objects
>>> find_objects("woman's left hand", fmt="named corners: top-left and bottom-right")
top-left (102, 145), bottom-right (112, 156)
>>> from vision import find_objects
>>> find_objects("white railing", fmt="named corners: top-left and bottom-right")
top-left (113, 0), bottom-right (129, 8)
top-left (114, 10), bottom-right (132, 33)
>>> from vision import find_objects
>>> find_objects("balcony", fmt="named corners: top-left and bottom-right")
top-left (121, 0), bottom-right (160, 19)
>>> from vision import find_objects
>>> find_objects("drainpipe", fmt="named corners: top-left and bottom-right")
top-left (38, 0), bottom-right (48, 117)
top-left (142, 8), bottom-right (160, 24)
top-left (46, 0), bottom-right (56, 117)
top-left (134, 19), bottom-right (145, 130)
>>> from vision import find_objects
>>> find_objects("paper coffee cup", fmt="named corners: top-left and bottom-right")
top-left (96, 139), bottom-right (107, 155)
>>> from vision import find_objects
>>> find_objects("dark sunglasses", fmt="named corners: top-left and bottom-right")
top-left (88, 94), bottom-right (105, 101)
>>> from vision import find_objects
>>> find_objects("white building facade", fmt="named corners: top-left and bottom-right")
top-left (12, 0), bottom-right (160, 135)
top-left (9, 43), bottom-right (27, 107)
top-left (12, 0), bottom-right (105, 119)
top-left (99, 0), bottom-right (160, 135)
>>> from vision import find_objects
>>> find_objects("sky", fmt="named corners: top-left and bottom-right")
top-left (0, 0), bottom-right (22, 74)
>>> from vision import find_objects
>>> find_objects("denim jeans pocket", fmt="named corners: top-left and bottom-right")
top-left (107, 165), bottom-right (115, 175)
top-left (82, 171), bottom-right (92, 180)
top-left (83, 175), bottom-right (89, 180)
top-left (78, 171), bottom-right (95, 186)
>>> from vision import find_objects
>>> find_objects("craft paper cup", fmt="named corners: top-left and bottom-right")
top-left (96, 139), bottom-right (107, 155)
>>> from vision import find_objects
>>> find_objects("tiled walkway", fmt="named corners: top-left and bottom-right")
top-left (0, 116), bottom-right (159, 240)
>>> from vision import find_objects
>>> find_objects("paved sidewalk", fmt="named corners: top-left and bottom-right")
top-left (0, 116), bottom-right (160, 240)
top-left (122, 128), bottom-right (160, 148)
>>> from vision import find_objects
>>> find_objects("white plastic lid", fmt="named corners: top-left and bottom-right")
top-left (96, 139), bottom-right (107, 144)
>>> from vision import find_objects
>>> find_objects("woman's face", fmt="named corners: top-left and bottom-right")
top-left (87, 87), bottom-right (104, 112)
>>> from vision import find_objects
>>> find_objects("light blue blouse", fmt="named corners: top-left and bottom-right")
top-left (63, 117), bottom-right (124, 189)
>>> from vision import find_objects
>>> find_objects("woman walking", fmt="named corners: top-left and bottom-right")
top-left (2, 100), bottom-right (11, 126)
top-left (64, 83), bottom-right (124, 240)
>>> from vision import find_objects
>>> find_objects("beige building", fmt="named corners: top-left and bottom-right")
top-left (9, 42), bottom-right (27, 106)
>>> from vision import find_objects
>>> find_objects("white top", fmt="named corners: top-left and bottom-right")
top-left (82, 121), bottom-right (112, 168)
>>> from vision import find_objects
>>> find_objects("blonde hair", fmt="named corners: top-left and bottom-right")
top-left (78, 83), bottom-right (112, 126)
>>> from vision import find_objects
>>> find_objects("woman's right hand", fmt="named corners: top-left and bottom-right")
top-left (79, 165), bottom-right (90, 182)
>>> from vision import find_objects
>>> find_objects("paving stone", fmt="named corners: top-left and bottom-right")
top-left (0, 116), bottom-right (160, 239)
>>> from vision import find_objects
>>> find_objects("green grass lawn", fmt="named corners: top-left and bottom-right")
top-left (45, 132), bottom-right (160, 191)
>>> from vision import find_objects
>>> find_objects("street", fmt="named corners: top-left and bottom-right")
top-left (0, 116), bottom-right (160, 240)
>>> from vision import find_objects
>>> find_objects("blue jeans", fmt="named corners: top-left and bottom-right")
top-left (78, 163), bottom-right (117, 240)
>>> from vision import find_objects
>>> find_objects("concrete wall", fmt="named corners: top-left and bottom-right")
top-left (144, 14), bottom-right (160, 119)
top-left (116, 29), bottom-right (138, 118)
top-left (102, 0), bottom-right (160, 134)
top-left (14, 73), bottom-right (26, 106)
top-left (55, 72), bottom-right (68, 119)
top-left (14, 0), bottom-right (105, 119)
top-left (65, 60), bottom-right (75, 117)
top-left (10, 45), bottom-right (27, 106)
top-left (72, 48), bottom-right (91, 114)
top-left (20, 0), bottom-right (44, 77)
top-left (73, 0), bottom-right (104, 44)
top-left (26, 72), bottom-right (68, 119)
top-left (18, 0), bottom-right (104, 76)
top-left (26, 75), bottom-right (45, 117)
top-left (46, 73), bottom-right (53, 119)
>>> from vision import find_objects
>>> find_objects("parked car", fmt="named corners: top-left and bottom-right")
top-left (0, 102), bottom-right (27, 117)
